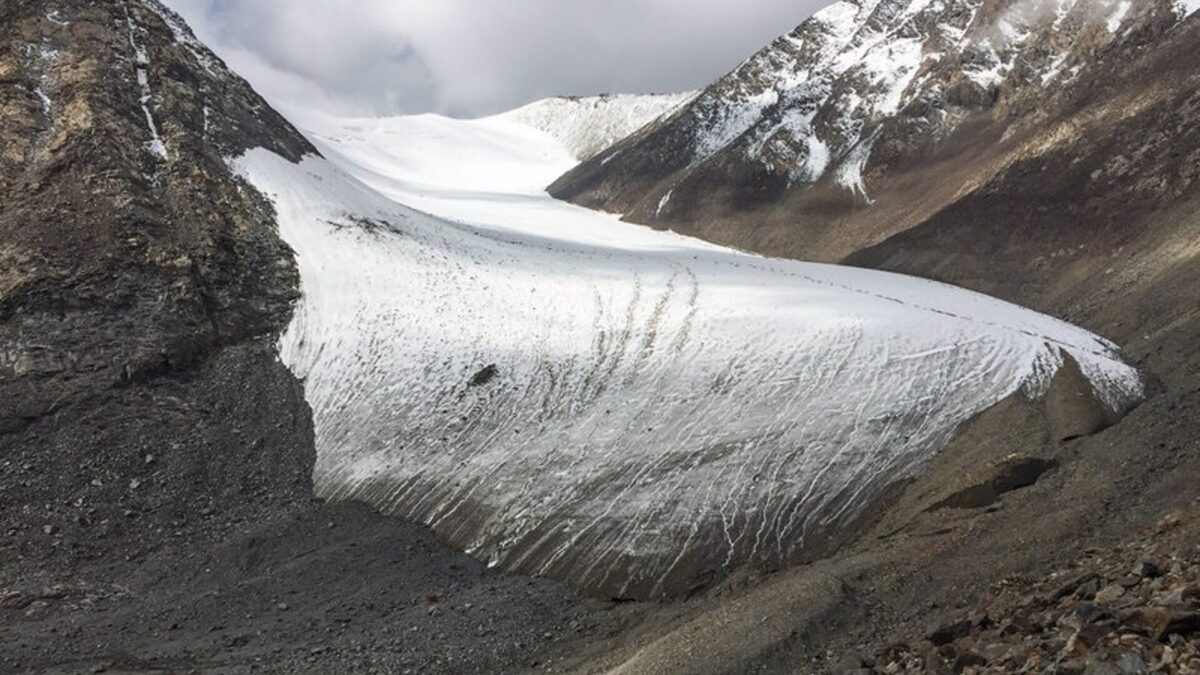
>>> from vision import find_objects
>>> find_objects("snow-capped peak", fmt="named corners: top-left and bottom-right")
top-left (497, 92), bottom-right (694, 161)
top-left (554, 0), bottom-right (1195, 213)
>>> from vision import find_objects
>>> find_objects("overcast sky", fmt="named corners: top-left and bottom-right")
top-left (161, 0), bottom-right (828, 118)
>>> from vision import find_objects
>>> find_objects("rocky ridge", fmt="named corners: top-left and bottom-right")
top-left (551, 0), bottom-right (1199, 261)
top-left (0, 0), bottom-right (318, 578)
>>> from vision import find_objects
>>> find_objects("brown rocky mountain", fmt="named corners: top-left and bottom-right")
top-left (552, 0), bottom-right (1198, 263)
top-left (2, 0), bottom-right (1198, 672)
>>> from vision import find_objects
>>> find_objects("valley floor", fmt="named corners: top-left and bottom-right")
top-left (0, 502), bottom-right (653, 674)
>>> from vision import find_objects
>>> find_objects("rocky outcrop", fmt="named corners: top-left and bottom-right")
top-left (0, 0), bottom-right (316, 576)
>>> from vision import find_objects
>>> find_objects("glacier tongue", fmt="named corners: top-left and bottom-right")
top-left (233, 107), bottom-right (1142, 599)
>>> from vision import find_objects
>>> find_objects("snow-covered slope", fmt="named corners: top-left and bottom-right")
top-left (496, 93), bottom-right (693, 161)
top-left (234, 106), bottom-right (1142, 598)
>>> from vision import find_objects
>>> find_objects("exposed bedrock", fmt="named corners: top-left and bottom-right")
top-left (0, 0), bottom-right (317, 575)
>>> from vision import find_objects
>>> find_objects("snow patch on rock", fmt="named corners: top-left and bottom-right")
top-left (124, 4), bottom-right (168, 161)
top-left (836, 136), bottom-right (875, 203)
top-left (590, 0), bottom-right (1184, 213)
top-left (34, 87), bottom-right (52, 116)
top-left (1107, 1), bottom-right (1132, 32)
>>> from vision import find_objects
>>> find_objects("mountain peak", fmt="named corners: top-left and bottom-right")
top-left (550, 0), bottom-right (1196, 261)
top-left (496, 92), bottom-right (694, 161)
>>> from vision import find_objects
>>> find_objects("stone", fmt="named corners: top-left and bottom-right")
top-left (951, 651), bottom-right (987, 673)
top-left (1057, 659), bottom-right (1087, 675)
top-left (1162, 612), bottom-right (1200, 639)
top-left (969, 610), bottom-right (993, 629)
top-left (1161, 589), bottom-right (1186, 606)
top-left (1131, 559), bottom-right (1161, 579)
top-left (0, 592), bottom-right (32, 610)
top-left (1075, 623), bottom-right (1114, 649)
top-left (1056, 571), bottom-right (1099, 598)
top-left (1076, 602), bottom-right (1114, 624)
top-left (1156, 513), bottom-right (1182, 534)
top-left (928, 620), bottom-right (972, 646)
top-left (1082, 659), bottom-right (1122, 675)
top-left (1095, 585), bottom-right (1127, 605)
top-left (1076, 577), bottom-right (1102, 601)
top-left (1121, 608), bottom-right (1200, 640)
top-left (1161, 645), bottom-right (1177, 665)
top-left (1117, 652), bottom-right (1147, 674)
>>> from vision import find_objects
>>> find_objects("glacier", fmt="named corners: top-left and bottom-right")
top-left (497, 93), bottom-right (694, 161)
top-left (234, 102), bottom-right (1142, 599)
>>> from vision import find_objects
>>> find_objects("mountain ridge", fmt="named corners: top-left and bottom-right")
top-left (497, 92), bottom-right (695, 161)
top-left (550, 0), bottom-right (1198, 262)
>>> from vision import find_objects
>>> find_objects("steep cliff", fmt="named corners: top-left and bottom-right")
top-left (0, 0), bottom-right (315, 576)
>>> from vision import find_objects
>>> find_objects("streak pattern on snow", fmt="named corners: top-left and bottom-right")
top-left (235, 112), bottom-right (1141, 599)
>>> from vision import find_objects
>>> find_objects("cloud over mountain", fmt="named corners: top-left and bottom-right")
top-left (162, 0), bottom-right (826, 116)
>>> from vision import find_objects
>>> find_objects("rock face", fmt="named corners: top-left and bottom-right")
top-left (550, 0), bottom-right (1199, 263)
top-left (0, 0), bottom-right (316, 572)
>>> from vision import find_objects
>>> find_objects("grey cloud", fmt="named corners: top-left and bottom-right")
top-left (162, 0), bottom-right (828, 117)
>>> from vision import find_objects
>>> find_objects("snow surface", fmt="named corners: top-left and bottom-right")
top-left (1107, 2), bottom-right (1132, 32)
top-left (1177, 0), bottom-right (1200, 16)
top-left (235, 105), bottom-right (1142, 597)
top-left (34, 87), bottom-right (52, 116)
top-left (498, 93), bottom-right (693, 161)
